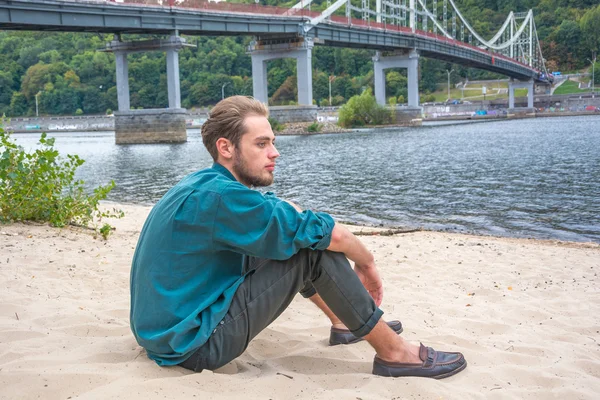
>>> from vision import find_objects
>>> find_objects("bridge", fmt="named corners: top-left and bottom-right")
top-left (0, 0), bottom-right (552, 142)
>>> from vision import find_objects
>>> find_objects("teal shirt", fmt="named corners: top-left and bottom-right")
top-left (130, 163), bottom-right (335, 366)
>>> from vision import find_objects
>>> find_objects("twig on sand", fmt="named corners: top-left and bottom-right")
top-left (15, 312), bottom-right (19, 321)
top-left (276, 372), bottom-right (294, 379)
top-left (352, 228), bottom-right (422, 236)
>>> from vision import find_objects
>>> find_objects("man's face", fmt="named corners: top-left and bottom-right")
top-left (232, 115), bottom-right (280, 187)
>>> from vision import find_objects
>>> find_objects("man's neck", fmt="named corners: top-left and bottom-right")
top-left (214, 160), bottom-right (248, 187)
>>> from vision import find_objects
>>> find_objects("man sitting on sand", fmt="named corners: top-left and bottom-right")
top-left (129, 96), bottom-right (467, 379)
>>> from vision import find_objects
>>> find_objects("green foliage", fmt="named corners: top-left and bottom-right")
top-left (386, 71), bottom-right (408, 98)
top-left (99, 223), bottom-right (112, 240)
top-left (307, 122), bottom-right (321, 132)
top-left (106, 108), bottom-right (113, 115)
top-left (75, 108), bottom-right (83, 115)
top-left (397, 95), bottom-right (405, 104)
top-left (580, 5), bottom-right (600, 55)
top-left (268, 117), bottom-right (284, 132)
top-left (271, 75), bottom-right (297, 105)
top-left (388, 96), bottom-right (397, 106)
top-left (331, 95), bottom-right (345, 106)
top-left (338, 89), bottom-right (392, 128)
top-left (0, 125), bottom-right (123, 232)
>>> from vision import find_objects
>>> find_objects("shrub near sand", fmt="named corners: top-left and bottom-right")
top-left (0, 124), bottom-right (122, 238)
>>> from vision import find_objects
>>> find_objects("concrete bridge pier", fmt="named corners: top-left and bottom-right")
top-left (508, 78), bottom-right (536, 118)
top-left (373, 49), bottom-right (420, 108)
top-left (249, 38), bottom-right (314, 106)
top-left (105, 36), bottom-right (190, 144)
top-left (373, 49), bottom-right (421, 125)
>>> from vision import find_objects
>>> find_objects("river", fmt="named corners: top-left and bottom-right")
top-left (10, 115), bottom-right (600, 243)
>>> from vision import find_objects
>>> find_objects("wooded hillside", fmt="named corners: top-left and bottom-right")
top-left (0, 0), bottom-right (598, 116)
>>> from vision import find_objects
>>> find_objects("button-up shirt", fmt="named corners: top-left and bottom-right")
top-left (130, 163), bottom-right (335, 365)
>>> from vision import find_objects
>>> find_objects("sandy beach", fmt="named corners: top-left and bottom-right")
top-left (1, 203), bottom-right (599, 399)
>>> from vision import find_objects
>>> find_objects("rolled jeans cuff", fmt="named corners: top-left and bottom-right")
top-left (299, 284), bottom-right (317, 299)
top-left (350, 307), bottom-right (384, 338)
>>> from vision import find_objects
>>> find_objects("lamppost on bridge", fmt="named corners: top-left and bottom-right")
top-left (587, 52), bottom-right (596, 98)
top-left (446, 69), bottom-right (454, 102)
top-left (222, 82), bottom-right (230, 100)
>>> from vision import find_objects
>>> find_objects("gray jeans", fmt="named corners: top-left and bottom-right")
top-left (178, 249), bottom-right (383, 372)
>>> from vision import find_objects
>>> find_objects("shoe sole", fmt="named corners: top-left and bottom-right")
top-left (431, 360), bottom-right (468, 379)
top-left (373, 358), bottom-right (467, 379)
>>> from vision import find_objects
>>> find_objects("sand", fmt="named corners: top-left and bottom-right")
top-left (1, 203), bottom-right (599, 399)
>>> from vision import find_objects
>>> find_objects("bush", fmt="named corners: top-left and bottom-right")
top-left (320, 99), bottom-right (330, 107)
top-left (268, 117), bottom-right (284, 132)
top-left (338, 89), bottom-right (392, 128)
top-left (307, 122), bottom-right (321, 133)
top-left (0, 125), bottom-right (123, 234)
top-left (388, 96), bottom-right (397, 106)
top-left (397, 95), bottom-right (405, 104)
top-left (331, 95), bottom-right (345, 106)
top-left (106, 108), bottom-right (113, 115)
top-left (75, 108), bottom-right (83, 115)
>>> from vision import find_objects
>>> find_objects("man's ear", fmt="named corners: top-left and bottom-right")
top-left (216, 138), bottom-right (234, 160)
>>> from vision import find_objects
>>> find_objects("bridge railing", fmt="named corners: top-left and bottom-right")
top-left (99, 0), bottom-right (541, 75)
top-left (118, 0), bottom-right (322, 18)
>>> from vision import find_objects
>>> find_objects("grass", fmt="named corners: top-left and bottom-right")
top-left (428, 86), bottom-right (528, 102)
top-left (553, 79), bottom-right (590, 95)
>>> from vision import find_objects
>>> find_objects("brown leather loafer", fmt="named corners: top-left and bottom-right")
top-left (372, 343), bottom-right (467, 379)
top-left (329, 320), bottom-right (403, 346)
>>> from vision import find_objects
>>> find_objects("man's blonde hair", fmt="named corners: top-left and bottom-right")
top-left (201, 96), bottom-right (269, 161)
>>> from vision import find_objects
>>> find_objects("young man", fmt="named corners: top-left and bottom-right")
top-left (130, 96), bottom-right (466, 379)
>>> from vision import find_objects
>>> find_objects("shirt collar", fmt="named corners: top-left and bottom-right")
top-left (212, 162), bottom-right (237, 182)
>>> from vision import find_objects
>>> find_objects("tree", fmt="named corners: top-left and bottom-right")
top-left (9, 92), bottom-right (28, 116)
top-left (64, 70), bottom-right (81, 88)
top-left (38, 50), bottom-right (61, 64)
top-left (20, 63), bottom-right (51, 100)
top-left (17, 45), bottom-right (44, 69)
top-left (271, 75), bottom-right (297, 105)
top-left (580, 4), bottom-right (600, 55)
top-left (386, 70), bottom-right (408, 98)
top-left (80, 87), bottom-right (106, 114)
top-left (338, 89), bottom-right (391, 128)
top-left (0, 71), bottom-right (14, 106)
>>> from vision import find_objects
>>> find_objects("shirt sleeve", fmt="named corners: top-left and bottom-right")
top-left (212, 183), bottom-right (334, 260)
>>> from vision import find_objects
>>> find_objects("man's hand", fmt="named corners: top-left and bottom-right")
top-left (354, 263), bottom-right (383, 307)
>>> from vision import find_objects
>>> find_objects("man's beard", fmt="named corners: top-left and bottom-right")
top-left (232, 149), bottom-right (273, 187)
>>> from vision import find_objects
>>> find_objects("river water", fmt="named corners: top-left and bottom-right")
top-left (10, 115), bottom-right (600, 243)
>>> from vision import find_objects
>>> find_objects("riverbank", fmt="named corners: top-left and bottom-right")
top-left (7, 109), bottom-right (599, 135)
top-left (423, 109), bottom-right (599, 122)
top-left (1, 203), bottom-right (599, 399)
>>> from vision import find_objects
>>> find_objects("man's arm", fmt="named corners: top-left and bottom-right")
top-left (284, 199), bottom-right (374, 266)
top-left (328, 224), bottom-right (383, 306)
top-left (284, 199), bottom-right (382, 305)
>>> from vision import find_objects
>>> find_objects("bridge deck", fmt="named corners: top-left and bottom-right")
top-left (0, 0), bottom-right (545, 81)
